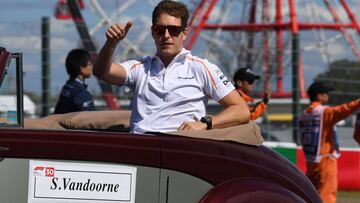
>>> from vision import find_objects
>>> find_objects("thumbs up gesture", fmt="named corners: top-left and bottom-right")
top-left (105, 21), bottom-right (133, 43)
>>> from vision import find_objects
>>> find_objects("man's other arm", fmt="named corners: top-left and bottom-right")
top-left (323, 98), bottom-right (360, 126)
top-left (214, 90), bottom-right (250, 128)
top-left (178, 90), bottom-right (250, 130)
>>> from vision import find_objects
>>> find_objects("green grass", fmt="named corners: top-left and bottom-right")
top-left (338, 191), bottom-right (360, 203)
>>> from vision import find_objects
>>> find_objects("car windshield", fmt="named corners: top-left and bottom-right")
top-left (0, 49), bottom-right (23, 128)
top-left (0, 48), bottom-right (10, 88)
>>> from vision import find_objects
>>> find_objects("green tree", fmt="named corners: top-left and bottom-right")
top-left (314, 59), bottom-right (360, 105)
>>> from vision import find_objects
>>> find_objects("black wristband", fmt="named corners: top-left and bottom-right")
top-left (200, 116), bottom-right (212, 130)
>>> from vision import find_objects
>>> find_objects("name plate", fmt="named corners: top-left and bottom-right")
top-left (28, 160), bottom-right (136, 203)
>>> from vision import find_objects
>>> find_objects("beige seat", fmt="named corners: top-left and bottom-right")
top-left (24, 110), bottom-right (131, 130)
top-left (24, 111), bottom-right (263, 146)
top-left (166, 121), bottom-right (263, 146)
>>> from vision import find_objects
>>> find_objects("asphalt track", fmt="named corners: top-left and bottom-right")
top-left (266, 126), bottom-right (359, 148)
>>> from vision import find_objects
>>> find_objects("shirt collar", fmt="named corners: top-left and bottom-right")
top-left (75, 78), bottom-right (87, 88)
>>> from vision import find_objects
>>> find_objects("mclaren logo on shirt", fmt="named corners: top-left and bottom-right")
top-left (178, 76), bottom-right (195, 79)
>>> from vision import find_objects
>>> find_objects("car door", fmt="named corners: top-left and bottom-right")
top-left (0, 129), bottom-right (162, 203)
top-left (158, 136), bottom-right (214, 203)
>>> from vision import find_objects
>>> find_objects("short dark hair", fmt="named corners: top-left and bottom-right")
top-left (152, 0), bottom-right (189, 27)
top-left (308, 92), bottom-right (318, 102)
top-left (65, 49), bottom-right (91, 79)
top-left (307, 81), bottom-right (334, 101)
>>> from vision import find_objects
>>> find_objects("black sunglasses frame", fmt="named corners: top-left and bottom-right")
top-left (152, 25), bottom-right (186, 37)
top-left (246, 79), bottom-right (255, 85)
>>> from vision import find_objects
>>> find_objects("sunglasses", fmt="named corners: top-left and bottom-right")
top-left (246, 79), bottom-right (255, 85)
top-left (152, 25), bottom-right (185, 37)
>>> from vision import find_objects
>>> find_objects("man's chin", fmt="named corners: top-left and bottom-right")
top-left (159, 49), bottom-right (176, 57)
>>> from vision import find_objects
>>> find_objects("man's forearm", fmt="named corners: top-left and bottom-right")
top-left (325, 99), bottom-right (360, 124)
top-left (212, 104), bottom-right (250, 129)
top-left (93, 40), bottom-right (118, 79)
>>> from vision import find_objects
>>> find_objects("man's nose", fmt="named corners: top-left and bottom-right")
top-left (163, 28), bottom-right (171, 38)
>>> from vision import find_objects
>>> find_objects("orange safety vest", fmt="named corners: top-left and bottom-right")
top-left (300, 100), bottom-right (360, 162)
top-left (236, 89), bottom-right (267, 120)
top-left (299, 105), bottom-right (339, 162)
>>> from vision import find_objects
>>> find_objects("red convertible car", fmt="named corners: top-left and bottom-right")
top-left (0, 47), bottom-right (321, 203)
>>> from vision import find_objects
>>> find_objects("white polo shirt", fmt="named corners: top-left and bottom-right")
top-left (120, 48), bottom-right (234, 133)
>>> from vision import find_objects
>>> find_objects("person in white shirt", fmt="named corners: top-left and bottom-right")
top-left (93, 0), bottom-right (249, 133)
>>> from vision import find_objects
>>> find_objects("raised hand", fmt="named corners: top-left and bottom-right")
top-left (263, 83), bottom-right (272, 104)
top-left (105, 21), bottom-right (133, 43)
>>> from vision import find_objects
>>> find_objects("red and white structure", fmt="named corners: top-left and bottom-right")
top-left (186, 0), bottom-right (360, 98)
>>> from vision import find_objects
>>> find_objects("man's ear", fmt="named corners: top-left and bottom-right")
top-left (182, 28), bottom-right (188, 40)
top-left (78, 66), bottom-right (85, 75)
top-left (317, 93), bottom-right (326, 102)
top-left (151, 28), bottom-right (155, 39)
top-left (236, 80), bottom-right (242, 88)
